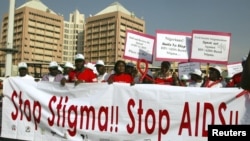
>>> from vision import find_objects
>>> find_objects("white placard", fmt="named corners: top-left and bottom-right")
top-left (227, 62), bottom-right (243, 77)
top-left (155, 30), bottom-right (191, 62)
top-left (178, 62), bottom-right (201, 79)
top-left (190, 30), bottom-right (231, 64)
top-left (124, 30), bottom-right (155, 63)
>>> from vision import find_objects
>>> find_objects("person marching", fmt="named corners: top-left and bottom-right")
top-left (61, 54), bottom-right (97, 86)
top-left (107, 60), bottom-right (134, 85)
top-left (153, 61), bottom-right (173, 85)
top-left (179, 74), bottom-right (189, 87)
top-left (41, 61), bottom-right (65, 82)
top-left (63, 61), bottom-right (74, 80)
top-left (126, 62), bottom-right (140, 84)
top-left (188, 69), bottom-right (203, 87)
top-left (17, 62), bottom-right (34, 79)
top-left (202, 65), bottom-right (223, 88)
top-left (95, 60), bottom-right (110, 83)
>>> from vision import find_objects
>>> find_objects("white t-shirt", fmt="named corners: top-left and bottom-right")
top-left (97, 72), bottom-right (110, 83)
top-left (64, 75), bottom-right (69, 80)
top-left (48, 75), bottom-right (55, 82)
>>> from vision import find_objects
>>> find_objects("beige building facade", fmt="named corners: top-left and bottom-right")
top-left (84, 2), bottom-right (145, 65)
top-left (63, 10), bottom-right (85, 63)
top-left (0, 0), bottom-right (63, 77)
top-left (1, 1), bottom-right (146, 76)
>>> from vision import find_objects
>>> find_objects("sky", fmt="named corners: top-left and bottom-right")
top-left (0, 0), bottom-right (250, 63)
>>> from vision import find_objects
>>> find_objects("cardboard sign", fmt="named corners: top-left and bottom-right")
top-left (124, 30), bottom-right (155, 63)
top-left (155, 30), bottom-right (191, 62)
top-left (227, 62), bottom-right (243, 77)
top-left (190, 30), bottom-right (231, 64)
top-left (178, 62), bottom-right (201, 79)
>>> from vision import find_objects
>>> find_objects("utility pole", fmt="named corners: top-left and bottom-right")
top-left (0, 0), bottom-right (18, 76)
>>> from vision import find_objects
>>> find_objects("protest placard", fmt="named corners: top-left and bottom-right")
top-left (227, 62), bottom-right (243, 77)
top-left (155, 30), bottom-right (191, 62)
top-left (124, 30), bottom-right (155, 63)
top-left (178, 62), bottom-right (201, 79)
top-left (190, 30), bottom-right (231, 64)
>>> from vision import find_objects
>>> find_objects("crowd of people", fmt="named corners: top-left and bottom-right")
top-left (0, 52), bottom-right (249, 140)
top-left (0, 51), bottom-right (249, 90)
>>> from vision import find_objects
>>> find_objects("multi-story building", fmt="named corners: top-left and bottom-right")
top-left (0, 1), bottom-right (147, 76)
top-left (63, 9), bottom-right (85, 63)
top-left (0, 0), bottom-right (64, 77)
top-left (84, 2), bottom-right (145, 66)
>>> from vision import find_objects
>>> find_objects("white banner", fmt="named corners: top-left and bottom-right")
top-left (1, 77), bottom-right (250, 141)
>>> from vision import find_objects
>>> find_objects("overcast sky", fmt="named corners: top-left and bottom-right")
top-left (0, 0), bottom-right (250, 64)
